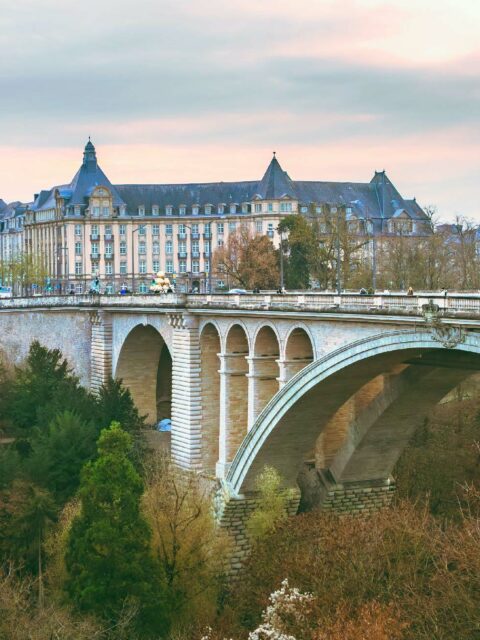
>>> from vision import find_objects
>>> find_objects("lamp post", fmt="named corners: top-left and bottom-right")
top-left (131, 223), bottom-right (140, 293)
top-left (335, 206), bottom-right (341, 295)
top-left (276, 225), bottom-right (285, 290)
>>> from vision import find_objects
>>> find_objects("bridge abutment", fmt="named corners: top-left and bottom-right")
top-left (90, 310), bottom-right (113, 393)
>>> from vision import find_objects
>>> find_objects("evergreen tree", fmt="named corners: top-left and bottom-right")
top-left (96, 377), bottom-right (146, 433)
top-left (278, 215), bottom-right (316, 289)
top-left (26, 411), bottom-right (99, 503)
top-left (66, 423), bottom-right (167, 636)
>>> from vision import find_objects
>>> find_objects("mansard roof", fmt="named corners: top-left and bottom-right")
top-left (26, 142), bottom-right (428, 222)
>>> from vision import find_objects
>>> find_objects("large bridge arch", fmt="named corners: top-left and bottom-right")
top-left (115, 324), bottom-right (172, 424)
top-left (227, 330), bottom-right (480, 496)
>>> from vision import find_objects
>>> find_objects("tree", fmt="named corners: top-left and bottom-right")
top-left (278, 215), bottom-right (316, 289)
top-left (66, 423), bottom-right (167, 636)
top-left (246, 466), bottom-right (295, 542)
top-left (213, 227), bottom-right (279, 290)
top-left (143, 455), bottom-right (228, 630)
top-left (17, 485), bottom-right (57, 607)
top-left (5, 341), bottom-right (94, 432)
top-left (25, 411), bottom-right (98, 503)
top-left (0, 252), bottom-right (49, 296)
top-left (96, 377), bottom-right (146, 433)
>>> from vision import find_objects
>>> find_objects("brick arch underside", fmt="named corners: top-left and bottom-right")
top-left (115, 324), bottom-right (172, 425)
top-left (228, 332), bottom-right (480, 495)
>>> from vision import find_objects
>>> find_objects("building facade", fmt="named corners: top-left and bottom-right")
top-left (0, 140), bottom-right (430, 293)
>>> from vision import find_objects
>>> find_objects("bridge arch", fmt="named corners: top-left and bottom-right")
top-left (200, 322), bottom-right (221, 473)
top-left (282, 326), bottom-right (315, 385)
top-left (227, 330), bottom-right (480, 496)
top-left (115, 324), bottom-right (172, 425)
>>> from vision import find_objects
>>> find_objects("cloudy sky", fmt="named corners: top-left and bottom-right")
top-left (0, 0), bottom-right (479, 219)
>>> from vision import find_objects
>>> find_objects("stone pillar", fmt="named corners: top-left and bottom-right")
top-left (217, 352), bottom-right (248, 478)
top-left (247, 355), bottom-right (279, 430)
top-left (89, 310), bottom-right (112, 393)
top-left (215, 484), bottom-right (301, 578)
top-left (170, 313), bottom-right (202, 470)
top-left (277, 358), bottom-right (312, 388)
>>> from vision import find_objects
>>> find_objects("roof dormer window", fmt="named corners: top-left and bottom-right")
top-left (218, 204), bottom-right (225, 214)
top-left (230, 204), bottom-right (237, 214)
top-left (152, 205), bottom-right (159, 216)
top-left (166, 205), bottom-right (173, 216)
top-left (179, 205), bottom-right (186, 216)
top-left (205, 205), bottom-right (212, 215)
top-left (192, 205), bottom-right (199, 216)
top-left (138, 206), bottom-right (145, 216)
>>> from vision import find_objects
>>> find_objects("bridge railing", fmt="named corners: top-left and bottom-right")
top-left (2, 292), bottom-right (480, 317)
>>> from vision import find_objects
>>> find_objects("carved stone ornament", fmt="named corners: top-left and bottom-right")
top-left (430, 322), bottom-right (466, 349)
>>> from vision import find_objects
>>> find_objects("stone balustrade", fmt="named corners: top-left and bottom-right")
top-left (2, 291), bottom-right (480, 318)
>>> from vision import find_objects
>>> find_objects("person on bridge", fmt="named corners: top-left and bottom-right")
top-left (407, 287), bottom-right (414, 296)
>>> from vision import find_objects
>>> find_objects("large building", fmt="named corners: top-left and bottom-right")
top-left (0, 140), bottom-right (430, 293)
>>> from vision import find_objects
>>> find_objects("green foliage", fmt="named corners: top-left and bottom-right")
top-left (4, 341), bottom-right (95, 431)
top-left (96, 377), bottom-right (146, 433)
top-left (0, 446), bottom-right (19, 489)
top-left (25, 411), bottom-right (99, 503)
top-left (66, 423), bottom-right (168, 637)
top-left (278, 215), bottom-right (316, 289)
top-left (246, 466), bottom-right (294, 542)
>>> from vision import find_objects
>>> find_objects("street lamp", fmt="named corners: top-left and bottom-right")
top-left (131, 223), bottom-right (140, 293)
top-left (334, 206), bottom-right (341, 295)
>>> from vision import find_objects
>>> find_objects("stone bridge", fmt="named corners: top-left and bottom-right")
top-left (1, 292), bottom-right (480, 565)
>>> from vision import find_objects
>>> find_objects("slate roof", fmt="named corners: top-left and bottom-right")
top-left (27, 142), bottom-right (429, 225)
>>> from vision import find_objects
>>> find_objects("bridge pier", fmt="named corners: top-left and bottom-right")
top-left (215, 484), bottom-right (301, 577)
top-left (89, 310), bottom-right (113, 393)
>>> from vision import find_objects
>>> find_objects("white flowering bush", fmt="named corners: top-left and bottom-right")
top-left (248, 579), bottom-right (314, 640)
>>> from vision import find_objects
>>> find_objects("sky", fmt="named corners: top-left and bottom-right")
top-left (0, 0), bottom-right (479, 220)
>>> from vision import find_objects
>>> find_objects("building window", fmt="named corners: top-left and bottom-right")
top-left (267, 223), bottom-right (274, 238)
top-left (267, 202), bottom-right (273, 212)
top-left (120, 241), bottom-right (127, 255)
top-left (103, 207), bottom-right (110, 216)
top-left (254, 203), bottom-right (262, 213)
top-left (75, 242), bottom-right (82, 255)
top-left (179, 206), bottom-right (186, 216)
top-left (91, 243), bottom-right (99, 256)
top-left (166, 260), bottom-right (173, 273)
top-left (106, 283), bottom-right (114, 294)
top-left (205, 205), bottom-right (212, 215)
top-left (152, 205), bottom-right (159, 216)
top-left (74, 205), bottom-right (81, 216)
top-left (91, 262), bottom-right (99, 275)
top-left (91, 224), bottom-right (99, 238)
top-left (242, 203), bottom-right (249, 214)
top-left (179, 241), bottom-right (187, 256)
top-left (192, 241), bottom-right (199, 256)
top-left (230, 204), bottom-right (236, 214)
top-left (138, 241), bottom-right (146, 255)
top-left (280, 202), bottom-right (292, 212)
top-left (119, 224), bottom-right (126, 236)
top-left (105, 262), bottom-right (113, 275)
top-left (217, 279), bottom-right (225, 288)
top-left (75, 283), bottom-right (83, 294)
top-left (153, 260), bottom-right (160, 272)
top-left (217, 223), bottom-right (224, 234)
top-left (166, 224), bottom-right (173, 235)
top-left (192, 205), bottom-right (199, 216)
top-left (92, 206), bottom-right (100, 217)
top-left (218, 204), bottom-right (225, 214)
top-left (75, 262), bottom-right (82, 276)
top-left (105, 244), bottom-right (113, 257)
top-left (74, 224), bottom-right (82, 236)
top-left (204, 223), bottom-right (211, 237)
top-left (192, 223), bottom-right (199, 234)
top-left (204, 240), bottom-right (210, 256)
top-left (166, 240), bottom-right (173, 254)
top-left (229, 222), bottom-right (236, 232)
top-left (152, 242), bottom-right (160, 255)
top-left (120, 261), bottom-right (127, 274)
top-left (138, 206), bottom-right (145, 216)
top-left (152, 224), bottom-right (160, 236)
top-left (105, 224), bottom-right (112, 236)
top-left (179, 260), bottom-right (187, 273)
top-left (255, 221), bottom-right (263, 233)
top-left (138, 224), bottom-right (146, 235)
top-left (205, 260), bottom-right (210, 272)
top-left (217, 239), bottom-right (224, 247)
top-left (192, 260), bottom-right (199, 274)
top-left (166, 205), bottom-right (173, 216)
top-left (178, 223), bottom-right (186, 235)
top-left (139, 282), bottom-right (148, 293)
top-left (139, 260), bottom-right (147, 274)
